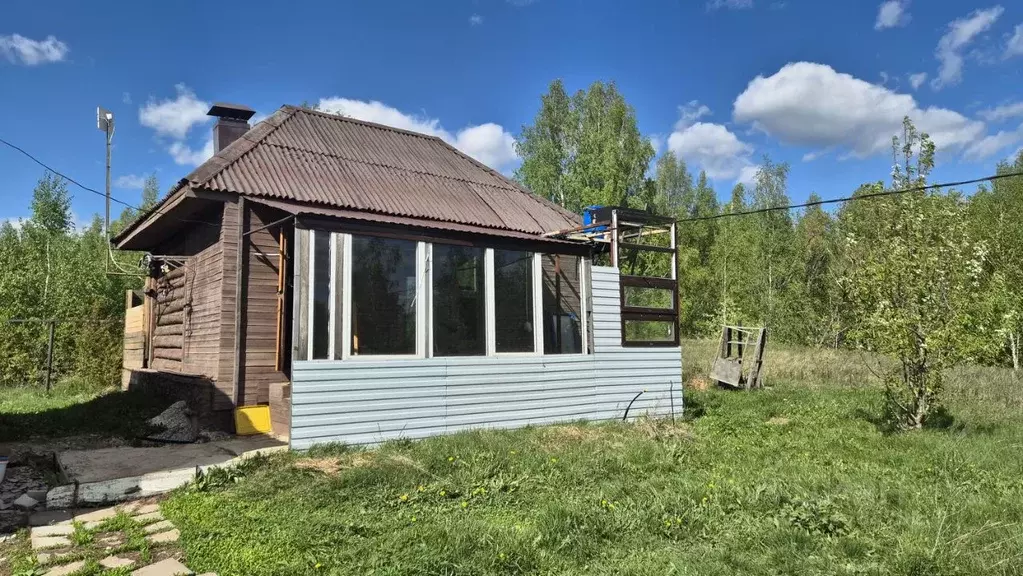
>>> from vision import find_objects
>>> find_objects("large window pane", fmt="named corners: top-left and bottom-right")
top-left (351, 236), bottom-right (417, 355)
top-left (494, 250), bottom-right (534, 353)
top-left (311, 231), bottom-right (332, 359)
top-left (432, 244), bottom-right (486, 356)
top-left (542, 254), bottom-right (582, 354)
top-left (624, 320), bottom-right (676, 342)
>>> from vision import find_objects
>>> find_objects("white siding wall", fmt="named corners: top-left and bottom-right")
top-left (290, 265), bottom-right (682, 449)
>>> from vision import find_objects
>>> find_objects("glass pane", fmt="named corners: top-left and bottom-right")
top-left (432, 244), bottom-right (486, 356)
top-left (494, 250), bottom-right (534, 353)
top-left (623, 286), bottom-right (675, 310)
top-left (311, 231), bottom-right (332, 359)
top-left (351, 236), bottom-right (417, 355)
top-left (624, 320), bottom-right (676, 342)
top-left (542, 254), bottom-right (582, 354)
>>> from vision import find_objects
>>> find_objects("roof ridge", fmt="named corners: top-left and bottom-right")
top-left (284, 105), bottom-right (451, 143)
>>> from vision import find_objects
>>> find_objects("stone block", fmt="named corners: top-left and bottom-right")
top-left (30, 524), bottom-right (74, 538)
top-left (43, 560), bottom-right (86, 575)
top-left (135, 511), bottom-right (164, 523)
top-left (100, 555), bottom-right (136, 569)
top-left (74, 506), bottom-right (118, 523)
top-left (30, 535), bottom-right (71, 550)
top-left (13, 494), bottom-right (39, 510)
top-left (146, 528), bottom-right (180, 545)
top-left (131, 558), bottom-right (194, 575)
top-left (144, 520), bottom-right (175, 534)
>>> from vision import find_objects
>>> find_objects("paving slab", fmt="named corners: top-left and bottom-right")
top-left (136, 511), bottom-right (164, 523)
top-left (12, 494), bottom-right (39, 510)
top-left (100, 555), bottom-right (136, 569)
top-left (43, 560), bottom-right (86, 575)
top-left (29, 510), bottom-right (73, 526)
top-left (36, 550), bottom-right (74, 565)
top-left (144, 520), bottom-right (175, 534)
top-left (31, 524), bottom-right (74, 537)
top-left (146, 528), bottom-right (180, 544)
top-left (74, 506), bottom-right (118, 523)
top-left (131, 558), bottom-right (193, 575)
top-left (134, 503), bottom-right (161, 515)
top-left (31, 535), bottom-right (71, 550)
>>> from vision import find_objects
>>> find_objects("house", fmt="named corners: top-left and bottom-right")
top-left (114, 103), bottom-right (683, 449)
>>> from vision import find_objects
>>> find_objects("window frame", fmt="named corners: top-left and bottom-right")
top-left (296, 227), bottom-right (591, 362)
top-left (618, 239), bottom-right (680, 348)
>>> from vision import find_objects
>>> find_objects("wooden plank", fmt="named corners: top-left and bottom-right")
top-left (233, 197), bottom-right (247, 406)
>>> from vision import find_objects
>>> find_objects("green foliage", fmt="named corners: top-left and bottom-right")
top-left (842, 122), bottom-right (990, 429)
top-left (516, 79), bottom-right (654, 213)
top-left (162, 349), bottom-right (1023, 575)
top-left (0, 171), bottom-right (149, 389)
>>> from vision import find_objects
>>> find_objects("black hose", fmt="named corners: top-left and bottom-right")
top-left (622, 390), bottom-right (645, 421)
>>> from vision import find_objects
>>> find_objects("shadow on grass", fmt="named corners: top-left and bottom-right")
top-left (0, 389), bottom-right (165, 442)
top-left (852, 405), bottom-right (998, 436)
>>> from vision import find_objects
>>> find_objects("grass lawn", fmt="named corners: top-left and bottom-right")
top-left (155, 342), bottom-right (1022, 575)
top-left (0, 379), bottom-right (164, 441)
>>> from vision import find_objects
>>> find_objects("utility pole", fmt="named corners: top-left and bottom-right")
top-left (96, 107), bottom-right (114, 241)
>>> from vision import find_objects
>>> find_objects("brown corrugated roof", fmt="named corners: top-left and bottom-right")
top-left (182, 105), bottom-right (580, 236)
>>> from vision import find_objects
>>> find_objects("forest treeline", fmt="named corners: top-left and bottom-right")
top-left (515, 80), bottom-right (1023, 380)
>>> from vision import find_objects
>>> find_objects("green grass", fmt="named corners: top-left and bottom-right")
top-left (0, 378), bottom-right (164, 441)
top-left (161, 342), bottom-right (1023, 575)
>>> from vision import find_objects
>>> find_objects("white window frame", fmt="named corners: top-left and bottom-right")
top-left (341, 233), bottom-right (426, 361)
top-left (305, 230), bottom-right (338, 361)
top-left (489, 249), bottom-right (542, 357)
top-left (298, 231), bottom-right (593, 362)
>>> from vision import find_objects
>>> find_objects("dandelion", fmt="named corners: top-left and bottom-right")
top-left (417, 485), bottom-right (426, 492)
top-left (399, 493), bottom-right (409, 502)
top-left (439, 490), bottom-right (447, 497)
top-left (499, 552), bottom-right (506, 560)
top-left (550, 457), bottom-right (558, 463)
top-left (448, 456), bottom-right (455, 462)
top-left (411, 516), bottom-right (417, 522)
top-left (461, 501), bottom-right (469, 508)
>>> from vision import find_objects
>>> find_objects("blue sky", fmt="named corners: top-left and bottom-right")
top-left (2, 0), bottom-right (1022, 226)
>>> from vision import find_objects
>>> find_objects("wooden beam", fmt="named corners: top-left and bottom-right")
top-left (233, 197), bottom-right (247, 407)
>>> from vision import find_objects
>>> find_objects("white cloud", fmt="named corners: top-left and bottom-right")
top-left (979, 101), bottom-right (1023, 122)
top-left (470, 14), bottom-right (483, 26)
top-left (139, 84), bottom-right (210, 139)
top-left (706, 0), bottom-right (753, 10)
top-left (649, 135), bottom-right (665, 154)
top-left (908, 72), bottom-right (928, 90)
top-left (875, 0), bottom-right (910, 30)
top-left (316, 97), bottom-right (519, 172)
top-left (1006, 23), bottom-right (1023, 58)
top-left (932, 6), bottom-right (1004, 89)
top-left (964, 122), bottom-right (1023, 160)
top-left (676, 100), bottom-right (712, 130)
top-left (733, 62), bottom-right (985, 159)
top-left (114, 174), bottom-right (147, 189)
top-left (169, 139), bottom-right (214, 167)
top-left (0, 34), bottom-right (68, 65)
top-left (667, 121), bottom-right (754, 181)
top-left (1, 217), bottom-right (25, 232)
top-left (122, 92), bottom-right (132, 105)
top-left (737, 165), bottom-right (759, 186)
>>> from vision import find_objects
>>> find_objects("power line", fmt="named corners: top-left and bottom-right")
top-left (0, 135), bottom-right (218, 229)
top-left (678, 170), bottom-right (1023, 223)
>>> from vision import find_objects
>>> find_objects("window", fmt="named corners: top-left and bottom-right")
top-left (494, 249), bottom-right (535, 353)
top-left (542, 254), bottom-right (582, 354)
top-left (432, 244), bottom-right (486, 356)
top-left (310, 231), bottom-right (333, 359)
top-left (351, 236), bottom-right (418, 355)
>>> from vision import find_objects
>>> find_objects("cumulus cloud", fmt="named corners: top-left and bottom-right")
top-left (169, 139), bottom-right (214, 167)
top-left (316, 97), bottom-right (519, 172)
top-left (114, 174), bottom-right (147, 189)
top-left (0, 34), bottom-right (68, 65)
top-left (964, 122), bottom-right (1023, 160)
top-left (932, 6), bottom-right (1004, 89)
top-left (979, 101), bottom-right (1023, 122)
top-left (706, 0), bottom-right (753, 10)
top-left (1006, 23), bottom-right (1023, 58)
top-left (470, 14), bottom-right (483, 26)
top-left (733, 62), bottom-right (985, 159)
top-left (139, 84), bottom-right (210, 140)
top-left (875, 0), bottom-right (910, 30)
top-left (676, 100), bottom-right (712, 130)
top-left (908, 72), bottom-right (928, 90)
top-left (667, 121), bottom-right (754, 181)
